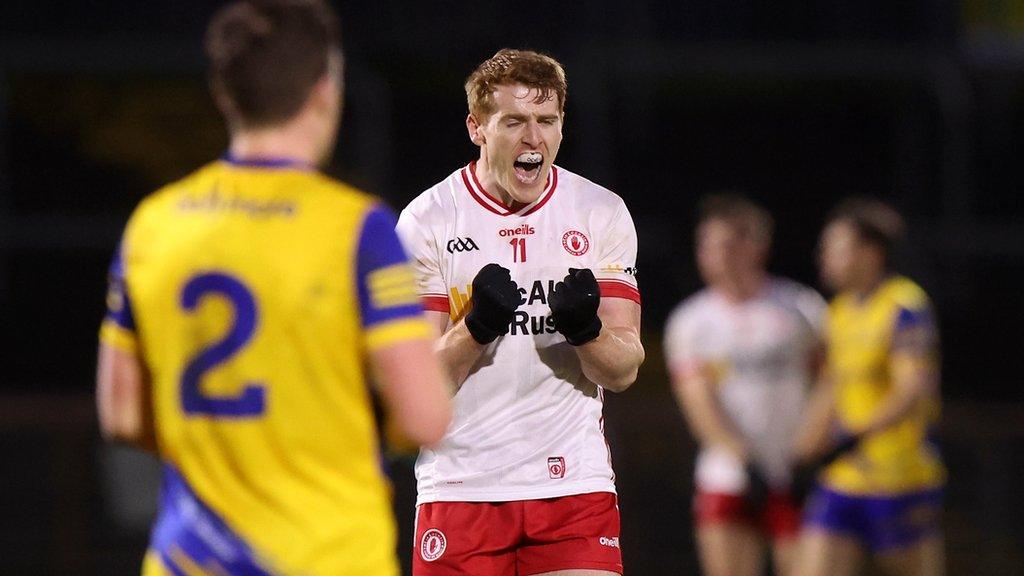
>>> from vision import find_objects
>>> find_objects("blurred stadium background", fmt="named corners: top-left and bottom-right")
top-left (2, 0), bottom-right (1023, 574)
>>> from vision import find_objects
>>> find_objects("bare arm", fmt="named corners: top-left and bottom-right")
top-left (369, 335), bottom-right (452, 447)
top-left (792, 362), bottom-right (837, 462)
top-left (96, 342), bottom-right (156, 452)
top-left (670, 366), bottom-right (748, 460)
top-left (426, 310), bottom-right (488, 395)
top-left (574, 298), bottom-right (645, 392)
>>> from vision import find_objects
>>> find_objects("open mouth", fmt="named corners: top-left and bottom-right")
top-left (513, 152), bottom-right (543, 184)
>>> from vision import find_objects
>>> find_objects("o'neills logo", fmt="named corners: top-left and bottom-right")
top-left (562, 230), bottom-right (589, 256)
top-left (499, 225), bottom-right (536, 237)
top-left (420, 528), bottom-right (447, 562)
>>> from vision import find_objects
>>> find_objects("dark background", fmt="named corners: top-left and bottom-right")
top-left (1, 1), bottom-right (1023, 574)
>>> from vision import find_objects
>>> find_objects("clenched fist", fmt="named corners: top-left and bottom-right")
top-left (465, 263), bottom-right (522, 344)
top-left (549, 268), bottom-right (602, 345)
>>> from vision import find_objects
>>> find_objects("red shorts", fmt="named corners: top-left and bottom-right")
top-left (693, 489), bottom-right (801, 540)
top-left (413, 492), bottom-right (623, 575)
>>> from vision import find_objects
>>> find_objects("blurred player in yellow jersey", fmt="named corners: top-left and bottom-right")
top-left (95, 1), bottom-right (451, 574)
top-left (793, 199), bottom-right (944, 576)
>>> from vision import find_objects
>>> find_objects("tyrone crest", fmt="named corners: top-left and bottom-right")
top-left (562, 230), bottom-right (589, 256)
top-left (420, 528), bottom-right (447, 562)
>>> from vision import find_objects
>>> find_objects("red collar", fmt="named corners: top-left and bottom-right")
top-left (460, 161), bottom-right (557, 217)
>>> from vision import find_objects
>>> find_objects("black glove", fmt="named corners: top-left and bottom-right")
top-left (464, 263), bottom-right (521, 344)
top-left (549, 268), bottom-right (602, 345)
top-left (743, 462), bottom-right (771, 514)
top-left (789, 462), bottom-right (819, 506)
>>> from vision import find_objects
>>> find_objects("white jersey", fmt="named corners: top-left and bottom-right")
top-left (397, 162), bottom-right (640, 504)
top-left (663, 278), bottom-right (826, 493)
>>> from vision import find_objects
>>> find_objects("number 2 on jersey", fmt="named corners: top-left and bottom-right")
top-left (179, 272), bottom-right (266, 417)
top-left (510, 237), bottom-right (527, 263)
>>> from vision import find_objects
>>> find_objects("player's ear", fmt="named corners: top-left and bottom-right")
top-left (309, 73), bottom-right (336, 114)
top-left (466, 114), bottom-right (486, 146)
top-left (210, 80), bottom-right (242, 128)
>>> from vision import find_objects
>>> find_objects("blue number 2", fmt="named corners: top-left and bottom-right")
top-left (179, 272), bottom-right (266, 417)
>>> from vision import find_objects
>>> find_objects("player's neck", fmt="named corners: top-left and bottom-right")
top-left (229, 121), bottom-right (321, 168)
top-left (849, 269), bottom-right (887, 302)
top-left (474, 154), bottom-right (517, 207)
top-left (716, 272), bottom-right (767, 303)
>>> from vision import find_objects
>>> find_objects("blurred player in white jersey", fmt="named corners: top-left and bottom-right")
top-left (396, 49), bottom-right (644, 576)
top-left (663, 195), bottom-right (827, 576)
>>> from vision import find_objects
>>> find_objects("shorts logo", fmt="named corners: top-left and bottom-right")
top-left (420, 528), bottom-right (447, 562)
top-left (599, 536), bottom-right (620, 548)
top-left (446, 237), bottom-right (479, 253)
top-left (562, 230), bottom-right (589, 256)
top-left (548, 456), bottom-right (566, 479)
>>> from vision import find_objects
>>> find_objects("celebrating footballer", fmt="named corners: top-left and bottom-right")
top-left (396, 49), bottom-right (645, 576)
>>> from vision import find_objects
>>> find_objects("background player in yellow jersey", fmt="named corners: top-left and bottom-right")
top-left (95, 1), bottom-right (451, 574)
top-left (793, 199), bottom-right (944, 576)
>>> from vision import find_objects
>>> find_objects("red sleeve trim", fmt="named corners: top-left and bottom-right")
top-left (598, 280), bottom-right (641, 305)
top-left (421, 295), bottom-right (450, 313)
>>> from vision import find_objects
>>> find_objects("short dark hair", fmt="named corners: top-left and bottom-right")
top-left (698, 193), bottom-right (774, 245)
top-left (827, 197), bottom-right (906, 257)
top-left (205, 0), bottom-right (340, 127)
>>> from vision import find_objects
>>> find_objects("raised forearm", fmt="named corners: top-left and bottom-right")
top-left (429, 263), bottom-right (519, 394)
top-left (575, 325), bottom-right (644, 392)
top-left (434, 320), bottom-right (488, 395)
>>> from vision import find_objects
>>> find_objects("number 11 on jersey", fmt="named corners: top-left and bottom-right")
top-left (510, 238), bottom-right (527, 263)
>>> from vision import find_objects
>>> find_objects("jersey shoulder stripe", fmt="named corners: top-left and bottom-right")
top-left (355, 205), bottom-right (425, 329)
top-left (151, 464), bottom-right (275, 575)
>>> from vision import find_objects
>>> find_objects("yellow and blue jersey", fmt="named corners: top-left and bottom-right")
top-left (100, 156), bottom-right (429, 575)
top-left (822, 276), bottom-right (945, 496)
